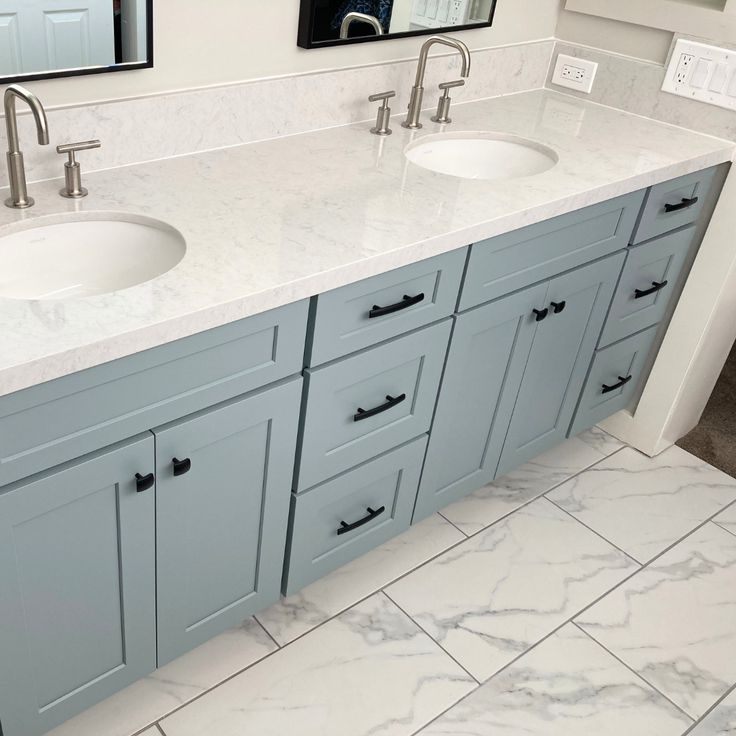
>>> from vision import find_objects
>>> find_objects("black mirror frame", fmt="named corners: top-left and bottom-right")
top-left (0, 0), bottom-right (154, 84)
top-left (297, 0), bottom-right (498, 49)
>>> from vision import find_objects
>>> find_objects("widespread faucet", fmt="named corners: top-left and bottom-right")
top-left (402, 35), bottom-right (471, 130)
top-left (339, 11), bottom-right (384, 39)
top-left (4, 84), bottom-right (50, 209)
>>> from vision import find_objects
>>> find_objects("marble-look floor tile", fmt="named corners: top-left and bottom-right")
top-left (577, 426), bottom-right (626, 457)
top-left (577, 522), bottom-right (736, 719)
top-left (386, 498), bottom-right (638, 682)
top-left (439, 437), bottom-right (607, 536)
top-left (137, 729), bottom-right (161, 736)
top-left (417, 624), bottom-right (691, 736)
top-left (689, 689), bottom-right (736, 735)
top-left (257, 514), bottom-right (464, 646)
top-left (46, 618), bottom-right (276, 736)
top-left (714, 505), bottom-right (736, 539)
top-left (548, 446), bottom-right (736, 563)
top-left (160, 593), bottom-right (476, 736)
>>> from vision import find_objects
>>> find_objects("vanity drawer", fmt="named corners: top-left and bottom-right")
top-left (569, 326), bottom-right (658, 437)
top-left (308, 249), bottom-right (466, 365)
top-left (600, 226), bottom-right (694, 347)
top-left (632, 167), bottom-right (716, 244)
top-left (0, 300), bottom-right (309, 487)
top-left (295, 319), bottom-right (451, 491)
top-left (283, 436), bottom-right (427, 596)
top-left (459, 190), bottom-right (644, 311)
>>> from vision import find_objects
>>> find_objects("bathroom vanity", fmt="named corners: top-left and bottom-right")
top-left (0, 89), bottom-right (732, 736)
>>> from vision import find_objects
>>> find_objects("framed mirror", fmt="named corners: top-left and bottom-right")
top-left (0, 0), bottom-right (153, 83)
top-left (298, 0), bottom-right (497, 49)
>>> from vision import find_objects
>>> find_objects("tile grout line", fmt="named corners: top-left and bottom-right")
top-left (437, 511), bottom-right (470, 538)
top-left (155, 724), bottom-right (167, 736)
top-left (682, 681), bottom-right (736, 735)
top-left (570, 621), bottom-right (696, 723)
top-left (253, 615), bottom-right (283, 649)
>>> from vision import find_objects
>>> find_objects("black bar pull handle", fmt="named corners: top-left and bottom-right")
top-left (550, 301), bottom-right (567, 314)
top-left (634, 280), bottom-right (668, 299)
top-left (601, 375), bottom-right (633, 394)
top-left (369, 293), bottom-right (425, 319)
top-left (173, 457), bottom-right (192, 476)
top-left (354, 393), bottom-right (406, 422)
top-left (135, 472), bottom-right (155, 493)
top-left (337, 506), bottom-right (386, 536)
top-left (664, 196), bottom-right (698, 213)
top-left (533, 308), bottom-right (548, 322)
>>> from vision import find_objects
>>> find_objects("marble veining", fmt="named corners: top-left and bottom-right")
top-left (0, 89), bottom-right (732, 397)
top-left (385, 497), bottom-right (639, 682)
top-left (689, 689), bottom-right (736, 735)
top-left (548, 446), bottom-right (736, 563)
top-left (417, 623), bottom-right (692, 735)
top-left (256, 514), bottom-right (464, 646)
top-left (159, 593), bottom-right (476, 736)
top-left (577, 522), bottom-right (736, 719)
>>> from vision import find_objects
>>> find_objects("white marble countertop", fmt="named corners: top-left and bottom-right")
top-left (0, 89), bottom-right (733, 398)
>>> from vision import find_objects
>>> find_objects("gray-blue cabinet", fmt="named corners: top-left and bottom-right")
top-left (0, 435), bottom-right (156, 736)
top-left (155, 378), bottom-right (301, 665)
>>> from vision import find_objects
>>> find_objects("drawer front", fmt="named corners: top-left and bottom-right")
top-left (460, 191), bottom-right (644, 311)
top-left (308, 249), bottom-right (467, 365)
top-left (569, 326), bottom-right (659, 437)
top-left (0, 300), bottom-right (309, 488)
top-left (600, 226), bottom-right (694, 347)
top-left (296, 320), bottom-right (451, 491)
top-left (633, 167), bottom-right (716, 244)
top-left (283, 436), bottom-right (427, 596)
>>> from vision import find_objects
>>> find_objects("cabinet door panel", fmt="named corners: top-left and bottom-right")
top-left (413, 283), bottom-right (548, 521)
top-left (497, 254), bottom-right (625, 477)
top-left (0, 435), bottom-right (156, 736)
top-left (155, 378), bottom-right (301, 665)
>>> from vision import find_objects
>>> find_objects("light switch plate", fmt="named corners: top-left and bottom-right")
top-left (662, 38), bottom-right (736, 111)
top-left (551, 53), bottom-right (598, 94)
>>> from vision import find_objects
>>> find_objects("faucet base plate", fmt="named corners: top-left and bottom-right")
top-left (5, 196), bottom-right (34, 209)
top-left (59, 187), bottom-right (88, 199)
top-left (401, 121), bottom-right (423, 130)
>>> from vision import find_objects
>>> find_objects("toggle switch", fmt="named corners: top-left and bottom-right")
top-left (690, 58), bottom-right (711, 89)
top-left (709, 63), bottom-right (728, 92)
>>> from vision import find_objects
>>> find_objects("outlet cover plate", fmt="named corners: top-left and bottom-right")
top-left (662, 38), bottom-right (736, 111)
top-left (551, 53), bottom-right (598, 94)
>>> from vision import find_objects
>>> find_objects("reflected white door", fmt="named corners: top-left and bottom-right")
top-left (0, 0), bottom-right (114, 76)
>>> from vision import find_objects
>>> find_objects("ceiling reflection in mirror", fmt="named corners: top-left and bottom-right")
top-left (0, 0), bottom-right (152, 83)
top-left (298, 0), bottom-right (497, 48)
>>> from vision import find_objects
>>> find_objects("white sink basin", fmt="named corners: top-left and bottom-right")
top-left (0, 214), bottom-right (186, 300)
top-left (405, 132), bottom-right (558, 181)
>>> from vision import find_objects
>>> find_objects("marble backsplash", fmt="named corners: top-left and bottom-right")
top-left (547, 42), bottom-right (736, 142)
top-left (0, 40), bottom-right (554, 185)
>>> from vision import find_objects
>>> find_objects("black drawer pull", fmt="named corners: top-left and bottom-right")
top-left (173, 457), bottom-right (192, 476)
top-left (135, 472), bottom-right (155, 493)
top-left (634, 280), bottom-right (668, 299)
top-left (601, 375), bottom-right (633, 394)
top-left (550, 301), bottom-right (567, 314)
top-left (337, 505), bottom-right (386, 535)
top-left (369, 293), bottom-right (425, 319)
top-left (533, 308), bottom-right (548, 322)
top-left (354, 393), bottom-right (406, 422)
top-left (664, 196), bottom-right (698, 213)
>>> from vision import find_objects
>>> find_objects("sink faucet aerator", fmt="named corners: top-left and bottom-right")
top-left (4, 84), bottom-right (50, 209)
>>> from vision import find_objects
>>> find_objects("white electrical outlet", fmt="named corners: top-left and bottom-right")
top-left (551, 53), bottom-right (598, 94)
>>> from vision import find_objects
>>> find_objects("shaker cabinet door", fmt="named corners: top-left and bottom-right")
top-left (496, 253), bottom-right (625, 477)
top-left (0, 434), bottom-right (156, 736)
top-left (154, 378), bottom-right (301, 665)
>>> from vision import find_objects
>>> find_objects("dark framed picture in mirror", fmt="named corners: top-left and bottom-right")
top-left (0, 0), bottom-right (153, 83)
top-left (298, 0), bottom-right (498, 48)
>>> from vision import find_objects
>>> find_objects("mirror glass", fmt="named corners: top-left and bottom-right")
top-left (0, 0), bottom-right (152, 83)
top-left (298, 0), bottom-right (497, 48)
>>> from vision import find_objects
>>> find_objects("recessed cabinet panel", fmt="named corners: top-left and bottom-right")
top-left (154, 378), bottom-right (301, 666)
top-left (0, 435), bottom-right (156, 736)
top-left (496, 253), bottom-right (625, 476)
top-left (413, 283), bottom-right (549, 521)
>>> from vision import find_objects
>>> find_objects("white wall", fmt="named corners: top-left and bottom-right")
top-left (21, 0), bottom-right (562, 108)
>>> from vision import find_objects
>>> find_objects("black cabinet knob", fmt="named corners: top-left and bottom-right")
top-left (533, 308), bottom-right (548, 322)
top-left (135, 472), bottom-right (155, 493)
top-left (173, 457), bottom-right (192, 476)
top-left (550, 301), bottom-right (566, 314)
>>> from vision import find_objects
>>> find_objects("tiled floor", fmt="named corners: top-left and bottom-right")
top-left (47, 428), bottom-right (736, 736)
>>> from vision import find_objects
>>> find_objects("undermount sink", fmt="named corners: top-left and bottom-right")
top-left (0, 214), bottom-right (186, 300)
top-left (405, 132), bottom-right (558, 181)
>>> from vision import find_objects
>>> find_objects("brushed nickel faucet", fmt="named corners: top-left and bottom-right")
top-left (402, 35), bottom-right (471, 130)
top-left (340, 11), bottom-right (384, 39)
top-left (4, 84), bottom-right (50, 209)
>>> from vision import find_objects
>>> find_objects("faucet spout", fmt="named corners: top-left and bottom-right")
top-left (403, 35), bottom-right (472, 130)
top-left (4, 84), bottom-right (50, 208)
top-left (339, 11), bottom-right (384, 39)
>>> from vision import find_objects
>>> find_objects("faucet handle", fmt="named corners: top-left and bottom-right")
top-left (438, 79), bottom-right (465, 92)
top-left (56, 140), bottom-right (101, 198)
top-left (56, 139), bottom-right (101, 161)
top-left (369, 91), bottom-right (396, 136)
top-left (432, 80), bottom-right (465, 125)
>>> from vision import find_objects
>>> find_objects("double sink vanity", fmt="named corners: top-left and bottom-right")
top-left (0, 62), bottom-right (733, 736)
